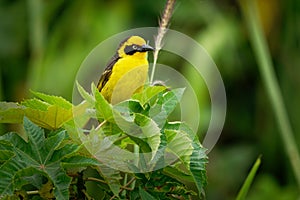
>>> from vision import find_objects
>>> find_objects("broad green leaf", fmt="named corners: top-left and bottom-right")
top-left (98, 163), bottom-right (122, 196)
top-left (164, 129), bottom-right (194, 168)
top-left (22, 98), bottom-right (50, 111)
top-left (149, 88), bottom-right (185, 127)
top-left (190, 141), bottom-right (208, 197)
top-left (114, 99), bottom-right (143, 115)
top-left (0, 93), bottom-right (73, 129)
top-left (0, 118), bottom-right (78, 199)
top-left (164, 121), bottom-right (196, 139)
top-left (80, 126), bottom-right (134, 173)
top-left (166, 122), bottom-right (208, 196)
top-left (76, 81), bottom-right (95, 105)
top-left (138, 170), bottom-right (196, 198)
top-left (236, 156), bottom-right (261, 200)
top-left (31, 91), bottom-right (72, 109)
top-left (133, 113), bottom-right (161, 159)
top-left (163, 166), bottom-right (194, 183)
top-left (158, 88), bottom-right (185, 111)
top-left (24, 105), bottom-right (73, 130)
top-left (92, 83), bottom-right (114, 122)
top-left (0, 102), bottom-right (25, 124)
top-left (14, 167), bottom-right (45, 190)
top-left (0, 150), bottom-right (14, 162)
top-left (62, 155), bottom-right (99, 168)
top-left (0, 156), bottom-right (27, 197)
top-left (20, 92), bottom-right (73, 129)
top-left (132, 86), bottom-right (167, 106)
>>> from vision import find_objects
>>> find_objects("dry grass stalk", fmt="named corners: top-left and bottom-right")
top-left (150, 0), bottom-right (176, 83)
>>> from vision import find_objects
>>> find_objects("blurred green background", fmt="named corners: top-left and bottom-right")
top-left (0, 0), bottom-right (299, 199)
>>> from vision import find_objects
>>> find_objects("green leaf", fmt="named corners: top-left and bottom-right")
top-left (0, 150), bottom-right (14, 163)
top-left (164, 121), bottom-right (208, 196)
top-left (163, 166), bottom-right (194, 183)
top-left (31, 91), bottom-right (72, 109)
top-left (22, 98), bottom-right (49, 111)
top-left (149, 88), bottom-right (185, 127)
top-left (132, 85), bottom-right (167, 107)
top-left (139, 187), bottom-right (156, 200)
top-left (133, 113), bottom-right (161, 158)
top-left (79, 125), bottom-right (133, 176)
top-left (0, 102), bottom-right (25, 124)
top-left (62, 155), bottom-right (99, 168)
top-left (236, 156), bottom-right (261, 200)
top-left (14, 167), bottom-right (44, 190)
top-left (164, 129), bottom-right (194, 168)
top-left (0, 117), bottom-right (78, 199)
top-left (0, 140), bottom-right (14, 164)
top-left (92, 83), bottom-right (114, 122)
top-left (98, 163), bottom-right (122, 196)
top-left (190, 141), bottom-right (208, 197)
top-left (24, 105), bottom-right (73, 130)
top-left (76, 81), bottom-right (95, 105)
top-left (19, 92), bottom-right (73, 130)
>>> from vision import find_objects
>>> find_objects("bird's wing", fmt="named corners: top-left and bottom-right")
top-left (97, 54), bottom-right (120, 91)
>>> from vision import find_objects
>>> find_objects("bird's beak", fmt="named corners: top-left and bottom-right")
top-left (141, 44), bottom-right (154, 52)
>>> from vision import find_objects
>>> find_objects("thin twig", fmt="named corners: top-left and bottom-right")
top-left (109, 177), bottom-right (136, 200)
top-left (239, 0), bottom-right (300, 189)
top-left (95, 120), bottom-right (107, 131)
top-left (85, 177), bottom-right (107, 184)
top-left (27, 190), bottom-right (39, 195)
top-left (150, 0), bottom-right (176, 83)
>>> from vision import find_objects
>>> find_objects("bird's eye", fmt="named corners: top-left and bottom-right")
top-left (124, 44), bottom-right (139, 55)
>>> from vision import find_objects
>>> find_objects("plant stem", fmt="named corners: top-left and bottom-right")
top-left (109, 177), bottom-right (136, 200)
top-left (150, 0), bottom-right (176, 83)
top-left (85, 177), bottom-right (107, 184)
top-left (239, 0), bottom-right (300, 189)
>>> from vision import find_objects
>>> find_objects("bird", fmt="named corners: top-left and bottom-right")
top-left (97, 36), bottom-right (154, 104)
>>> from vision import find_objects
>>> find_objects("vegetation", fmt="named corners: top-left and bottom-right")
top-left (0, 83), bottom-right (207, 199)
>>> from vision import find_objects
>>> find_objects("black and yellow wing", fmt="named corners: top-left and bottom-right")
top-left (97, 53), bottom-right (120, 92)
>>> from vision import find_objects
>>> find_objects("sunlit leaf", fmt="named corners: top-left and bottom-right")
top-left (149, 88), bottom-right (185, 127)
top-left (164, 121), bottom-right (208, 196)
top-left (164, 129), bottom-right (193, 168)
top-left (76, 81), bottom-right (95, 105)
top-left (0, 102), bottom-right (25, 124)
top-left (24, 105), bottom-right (72, 130)
top-left (31, 91), bottom-right (72, 109)
top-left (132, 85), bottom-right (167, 107)
top-left (92, 83), bottom-right (114, 122)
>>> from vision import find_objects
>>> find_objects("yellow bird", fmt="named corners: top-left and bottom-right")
top-left (97, 36), bottom-right (154, 104)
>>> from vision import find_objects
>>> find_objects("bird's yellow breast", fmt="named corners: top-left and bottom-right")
top-left (100, 52), bottom-right (149, 104)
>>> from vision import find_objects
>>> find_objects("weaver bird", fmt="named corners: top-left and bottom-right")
top-left (97, 36), bottom-right (154, 104)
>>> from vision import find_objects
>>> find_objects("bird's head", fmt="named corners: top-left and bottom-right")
top-left (117, 36), bottom-right (154, 59)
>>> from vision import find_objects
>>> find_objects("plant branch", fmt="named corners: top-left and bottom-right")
top-left (109, 177), bottom-right (136, 200)
top-left (85, 177), bottom-right (107, 184)
top-left (239, 0), bottom-right (300, 189)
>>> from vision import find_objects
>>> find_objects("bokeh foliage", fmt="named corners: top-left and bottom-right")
top-left (1, 0), bottom-right (299, 199)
